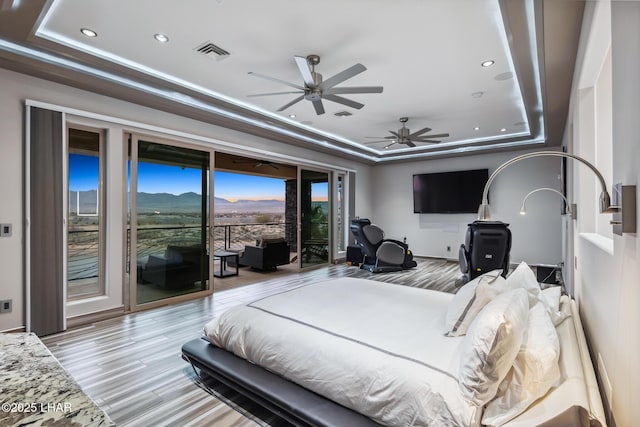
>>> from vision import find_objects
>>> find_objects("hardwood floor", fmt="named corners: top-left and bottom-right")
top-left (41, 258), bottom-right (463, 426)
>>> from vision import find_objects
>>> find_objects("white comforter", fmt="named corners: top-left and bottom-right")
top-left (204, 277), bottom-right (480, 426)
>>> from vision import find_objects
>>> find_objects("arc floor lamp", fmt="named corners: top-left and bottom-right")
top-left (477, 151), bottom-right (619, 222)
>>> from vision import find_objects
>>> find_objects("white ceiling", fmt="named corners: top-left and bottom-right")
top-left (0, 0), bottom-right (582, 162)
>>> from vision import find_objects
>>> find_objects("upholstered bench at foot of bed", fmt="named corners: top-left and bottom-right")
top-left (181, 337), bottom-right (382, 427)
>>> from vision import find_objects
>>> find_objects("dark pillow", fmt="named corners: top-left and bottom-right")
top-left (256, 235), bottom-right (285, 247)
top-left (166, 244), bottom-right (201, 263)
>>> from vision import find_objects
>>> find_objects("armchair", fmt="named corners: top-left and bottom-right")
top-left (349, 218), bottom-right (417, 273)
top-left (239, 237), bottom-right (290, 271)
top-left (141, 244), bottom-right (207, 289)
top-left (458, 221), bottom-right (511, 283)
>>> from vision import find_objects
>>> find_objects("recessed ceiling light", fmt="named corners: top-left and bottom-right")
top-left (289, 114), bottom-right (296, 118)
top-left (80, 28), bottom-right (97, 38)
top-left (154, 33), bottom-right (169, 43)
top-left (500, 128), bottom-right (507, 132)
top-left (481, 60), bottom-right (495, 67)
top-left (473, 126), bottom-right (480, 131)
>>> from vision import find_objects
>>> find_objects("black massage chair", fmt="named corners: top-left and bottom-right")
top-left (458, 220), bottom-right (512, 283)
top-left (350, 218), bottom-right (417, 273)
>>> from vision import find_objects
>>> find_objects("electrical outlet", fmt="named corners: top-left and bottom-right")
top-left (0, 224), bottom-right (11, 237)
top-left (0, 299), bottom-right (12, 313)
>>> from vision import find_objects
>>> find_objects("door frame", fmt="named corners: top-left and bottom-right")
top-left (297, 166), bottom-right (332, 271)
top-left (128, 132), bottom-right (214, 312)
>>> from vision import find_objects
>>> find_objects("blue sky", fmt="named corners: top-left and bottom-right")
top-left (68, 154), bottom-right (99, 191)
top-left (69, 155), bottom-right (294, 200)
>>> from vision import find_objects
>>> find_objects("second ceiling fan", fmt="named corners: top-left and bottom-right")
top-left (248, 54), bottom-right (383, 115)
top-left (366, 117), bottom-right (450, 149)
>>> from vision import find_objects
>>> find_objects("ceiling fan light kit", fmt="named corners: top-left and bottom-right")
top-left (248, 54), bottom-right (383, 115)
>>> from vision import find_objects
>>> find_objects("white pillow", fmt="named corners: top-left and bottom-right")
top-left (445, 270), bottom-right (507, 336)
top-left (482, 301), bottom-right (561, 426)
top-left (541, 286), bottom-right (561, 312)
top-left (506, 262), bottom-right (541, 307)
top-left (458, 288), bottom-right (529, 406)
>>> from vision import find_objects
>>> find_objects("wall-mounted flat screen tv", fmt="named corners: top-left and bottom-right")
top-left (413, 169), bottom-right (489, 213)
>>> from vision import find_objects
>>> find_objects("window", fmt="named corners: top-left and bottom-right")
top-left (67, 127), bottom-right (105, 299)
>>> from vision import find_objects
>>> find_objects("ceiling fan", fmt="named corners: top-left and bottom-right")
top-left (232, 159), bottom-right (280, 169)
top-left (366, 117), bottom-right (450, 149)
top-left (247, 54), bottom-right (383, 115)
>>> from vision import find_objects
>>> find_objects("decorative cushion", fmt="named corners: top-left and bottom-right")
top-left (482, 301), bottom-right (561, 426)
top-left (445, 270), bottom-right (507, 337)
top-left (458, 288), bottom-right (529, 406)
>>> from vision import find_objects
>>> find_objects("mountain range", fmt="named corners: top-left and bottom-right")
top-left (69, 190), bottom-right (285, 214)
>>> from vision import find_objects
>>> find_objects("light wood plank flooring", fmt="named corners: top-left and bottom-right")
top-left (41, 258), bottom-right (463, 427)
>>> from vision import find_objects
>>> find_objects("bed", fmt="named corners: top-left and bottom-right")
top-left (182, 271), bottom-right (606, 427)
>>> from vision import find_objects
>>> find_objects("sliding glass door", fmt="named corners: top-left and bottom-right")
top-left (299, 168), bottom-right (330, 269)
top-left (129, 136), bottom-right (212, 308)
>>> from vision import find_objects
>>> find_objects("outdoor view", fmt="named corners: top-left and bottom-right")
top-left (68, 141), bottom-right (330, 304)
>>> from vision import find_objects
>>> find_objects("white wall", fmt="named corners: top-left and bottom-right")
top-left (368, 149), bottom-right (564, 265)
top-left (568, 2), bottom-right (640, 426)
top-left (0, 70), bottom-right (26, 331)
top-left (0, 67), bottom-right (374, 331)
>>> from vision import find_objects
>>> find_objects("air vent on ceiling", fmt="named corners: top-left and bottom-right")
top-left (334, 110), bottom-right (353, 117)
top-left (195, 41), bottom-right (230, 59)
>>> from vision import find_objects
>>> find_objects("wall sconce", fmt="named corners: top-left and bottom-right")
top-left (519, 188), bottom-right (577, 220)
top-left (610, 183), bottom-right (637, 235)
top-left (478, 151), bottom-right (619, 222)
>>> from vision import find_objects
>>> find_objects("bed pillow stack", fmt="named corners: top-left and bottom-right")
top-left (458, 288), bottom-right (530, 406)
top-left (444, 270), bottom-right (508, 337)
top-left (506, 262), bottom-right (569, 326)
top-left (482, 300), bottom-right (561, 426)
top-left (450, 261), bottom-right (564, 424)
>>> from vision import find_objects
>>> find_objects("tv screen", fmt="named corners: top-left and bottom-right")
top-left (413, 169), bottom-right (489, 214)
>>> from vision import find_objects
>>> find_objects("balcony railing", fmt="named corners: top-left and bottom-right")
top-left (68, 222), bottom-right (297, 281)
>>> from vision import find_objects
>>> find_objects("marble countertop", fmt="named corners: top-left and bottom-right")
top-left (0, 332), bottom-right (114, 426)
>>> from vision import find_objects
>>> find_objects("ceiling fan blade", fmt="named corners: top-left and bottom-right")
top-left (364, 140), bottom-right (393, 144)
top-left (294, 55), bottom-right (316, 88)
top-left (248, 71), bottom-right (305, 91)
top-left (323, 86), bottom-right (384, 95)
top-left (414, 133), bottom-right (450, 139)
top-left (312, 99), bottom-right (325, 115)
top-left (365, 136), bottom-right (396, 140)
top-left (247, 91), bottom-right (303, 98)
top-left (320, 63), bottom-right (366, 90)
top-left (409, 127), bottom-right (432, 138)
top-left (388, 131), bottom-right (400, 138)
top-left (413, 139), bottom-right (443, 144)
top-left (276, 95), bottom-right (305, 111)
top-left (323, 94), bottom-right (364, 110)
top-left (255, 162), bottom-right (280, 169)
top-left (404, 140), bottom-right (416, 148)
top-left (383, 141), bottom-right (398, 149)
